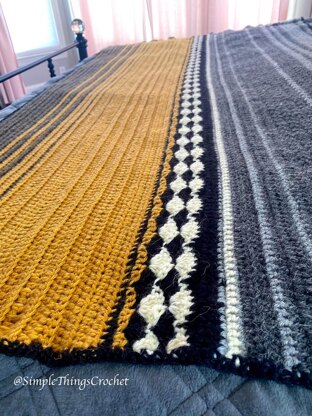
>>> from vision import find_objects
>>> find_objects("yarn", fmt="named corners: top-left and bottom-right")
top-left (1, 18), bottom-right (312, 389)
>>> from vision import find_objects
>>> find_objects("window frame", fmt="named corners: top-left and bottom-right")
top-left (4, 0), bottom-right (71, 61)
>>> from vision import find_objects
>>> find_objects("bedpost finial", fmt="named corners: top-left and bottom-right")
top-left (71, 18), bottom-right (85, 34)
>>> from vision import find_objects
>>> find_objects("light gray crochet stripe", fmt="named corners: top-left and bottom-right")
top-left (216, 164), bottom-right (228, 357)
top-left (261, 26), bottom-right (312, 72)
top-left (206, 34), bottom-right (246, 359)
top-left (214, 33), bottom-right (301, 370)
top-left (246, 29), bottom-right (312, 108)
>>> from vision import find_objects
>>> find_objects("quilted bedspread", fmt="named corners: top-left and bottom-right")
top-left (0, 355), bottom-right (311, 416)
top-left (0, 18), bottom-right (312, 394)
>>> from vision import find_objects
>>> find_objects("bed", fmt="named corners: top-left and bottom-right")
top-left (0, 17), bottom-right (312, 415)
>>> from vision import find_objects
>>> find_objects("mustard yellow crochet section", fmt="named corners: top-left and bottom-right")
top-left (0, 38), bottom-right (191, 352)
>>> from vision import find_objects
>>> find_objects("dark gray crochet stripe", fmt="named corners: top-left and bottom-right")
top-left (269, 23), bottom-right (312, 59)
top-left (208, 36), bottom-right (284, 365)
top-left (244, 25), bottom-right (312, 368)
top-left (208, 19), bottom-right (312, 373)
top-left (297, 18), bottom-right (312, 38)
top-left (0, 45), bottom-right (138, 183)
top-left (244, 28), bottom-right (312, 268)
top-left (214, 31), bottom-right (302, 368)
top-left (247, 24), bottom-right (312, 111)
top-left (0, 46), bottom-right (120, 151)
top-left (0, 45), bottom-right (133, 160)
top-left (0, 46), bottom-right (126, 147)
top-left (279, 23), bottom-right (312, 52)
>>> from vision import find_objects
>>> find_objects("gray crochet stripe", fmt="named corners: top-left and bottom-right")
top-left (207, 19), bottom-right (312, 371)
top-left (246, 28), bottom-right (312, 255)
top-left (219, 27), bottom-right (312, 351)
top-left (0, 45), bottom-right (133, 154)
top-left (0, 45), bottom-right (137, 182)
top-left (277, 20), bottom-right (312, 53)
top-left (213, 34), bottom-right (300, 370)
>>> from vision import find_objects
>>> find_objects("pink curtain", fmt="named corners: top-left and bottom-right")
top-left (70, 0), bottom-right (289, 55)
top-left (0, 3), bottom-right (25, 105)
top-left (70, 0), bottom-right (152, 56)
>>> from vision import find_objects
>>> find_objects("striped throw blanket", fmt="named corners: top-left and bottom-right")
top-left (0, 19), bottom-right (311, 389)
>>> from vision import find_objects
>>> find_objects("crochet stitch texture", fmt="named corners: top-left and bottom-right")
top-left (0, 19), bottom-right (311, 389)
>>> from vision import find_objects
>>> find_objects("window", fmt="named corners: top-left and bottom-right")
top-left (1, 0), bottom-right (60, 56)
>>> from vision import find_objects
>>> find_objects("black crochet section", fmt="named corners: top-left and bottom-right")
top-left (182, 38), bottom-right (221, 355)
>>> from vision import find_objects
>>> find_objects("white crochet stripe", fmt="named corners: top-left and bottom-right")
top-left (166, 36), bottom-right (204, 354)
top-left (132, 37), bottom-right (204, 355)
top-left (206, 34), bottom-right (246, 359)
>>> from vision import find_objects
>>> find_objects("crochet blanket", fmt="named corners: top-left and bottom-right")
top-left (0, 18), bottom-right (311, 389)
